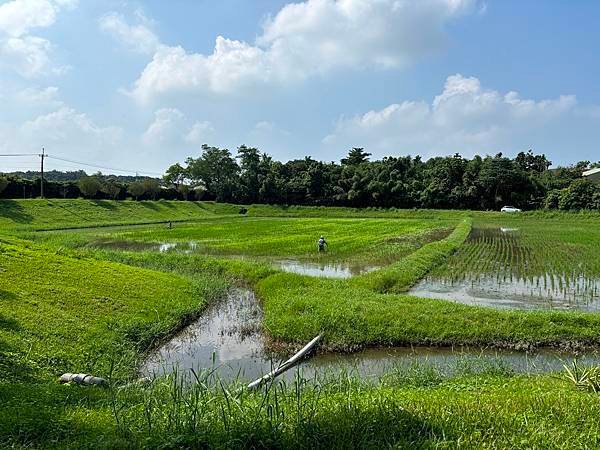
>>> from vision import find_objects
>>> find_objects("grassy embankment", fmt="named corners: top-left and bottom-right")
top-left (0, 235), bottom-right (231, 445)
top-left (0, 198), bottom-right (241, 231)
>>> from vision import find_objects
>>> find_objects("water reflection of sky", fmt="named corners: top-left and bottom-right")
top-left (141, 289), bottom-right (600, 385)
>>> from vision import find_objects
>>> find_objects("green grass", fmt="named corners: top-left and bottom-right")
top-left (0, 198), bottom-right (241, 231)
top-left (0, 237), bottom-right (229, 382)
top-left (4, 201), bottom-right (600, 447)
top-left (257, 271), bottom-right (600, 349)
top-left (0, 236), bottom-right (232, 446)
top-left (353, 218), bottom-right (471, 292)
top-left (95, 371), bottom-right (600, 448)
top-left (84, 216), bottom-right (453, 265)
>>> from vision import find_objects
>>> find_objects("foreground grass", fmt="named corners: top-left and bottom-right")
top-left (95, 372), bottom-right (600, 448)
top-left (4, 364), bottom-right (600, 448)
top-left (0, 237), bottom-right (231, 446)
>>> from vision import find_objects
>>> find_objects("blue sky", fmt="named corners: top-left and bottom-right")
top-left (0, 0), bottom-right (599, 175)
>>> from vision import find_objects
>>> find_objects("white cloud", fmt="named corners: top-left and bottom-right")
top-left (13, 85), bottom-right (61, 108)
top-left (251, 121), bottom-right (290, 137)
top-left (21, 106), bottom-right (122, 143)
top-left (185, 121), bottom-right (214, 144)
top-left (99, 11), bottom-right (160, 55)
top-left (129, 0), bottom-right (476, 102)
top-left (0, 0), bottom-right (56, 37)
top-left (0, 105), bottom-right (123, 168)
top-left (0, 0), bottom-right (75, 77)
top-left (323, 74), bottom-right (578, 157)
top-left (142, 108), bottom-right (185, 144)
top-left (143, 108), bottom-right (213, 146)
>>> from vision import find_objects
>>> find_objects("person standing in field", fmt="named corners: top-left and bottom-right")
top-left (317, 235), bottom-right (328, 252)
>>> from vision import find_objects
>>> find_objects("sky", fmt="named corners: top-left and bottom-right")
top-left (0, 0), bottom-right (599, 176)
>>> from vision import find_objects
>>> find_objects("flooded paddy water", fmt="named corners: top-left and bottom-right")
top-left (275, 259), bottom-right (378, 278)
top-left (141, 288), bottom-right (600, 384)
top-left (91, 238), bottom-right (378, 279)
top-left (410, 225), bottom-right (600, 311)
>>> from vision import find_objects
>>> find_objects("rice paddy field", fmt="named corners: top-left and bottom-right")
top-left (3, 199), bottom-right (600, 448)
top-left (411, 214), bottom-right (600, 310)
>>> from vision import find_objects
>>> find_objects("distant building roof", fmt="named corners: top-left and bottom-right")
top-left (583, 167), bottom-right (600, 183)
top-left (583, 167), bottom-right (600, 177)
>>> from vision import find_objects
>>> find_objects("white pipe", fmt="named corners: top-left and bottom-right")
top-left (247, 334), bottom-right (322, 390)
top-left (59, 373), bottom-right (107, 386)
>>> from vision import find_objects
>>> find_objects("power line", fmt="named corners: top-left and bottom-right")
top-left (0, 152), bottom-right (165, 177)
top-left (47, 155), bottom-right (163, 177)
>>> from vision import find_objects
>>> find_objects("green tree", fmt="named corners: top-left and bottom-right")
top-left (186, 145), bottom-right (239, 202)
top-left (128, 181), bottom-right (145, 201)
top-left (163, 163), bottom-right (188, 189)
top-left (0, 176), bottom-right (8, 194)
top-left (341, 147), bottom-right (371, 166)
top-left (101, 180), bottom-right (121, 200)
top-left (142, 179), bottom-right (161, 200)
top-left (558, 179), bottom-right (598, 210)
top-left (237, 145), bottom-right (262, 203)
top-left (78, 176), bottom-right (102, 199)
top-left (515, 149), bottom-right (551, 173)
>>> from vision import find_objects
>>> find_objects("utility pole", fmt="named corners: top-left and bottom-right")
top-left (39, 147), bottom-right (47, 198)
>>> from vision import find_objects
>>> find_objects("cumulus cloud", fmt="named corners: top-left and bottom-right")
top-left (0, 105), bottom-right (123, 168)
top-left (142, 108), bottom-right (214, 146)
top-left (323, 74), bottom-right (578, 157)
top-left (21, 106), bottom-right (122, 143)
top-left (12, 85), bottom-right (62, 111)
top-left (99, 11), bottom-right (160, 54)
top-left (185, 121), bottom-right (215, 144)
top-left (129, 0), bottom-right (476, 102)
top-left (0, 0), bottom-right (75, 77)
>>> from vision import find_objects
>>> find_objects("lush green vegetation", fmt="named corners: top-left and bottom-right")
top-left (3, 200), bottom-right (600, 447)
top-left (92, 216), bottom-right (452, 266)
top-left (28, 370), bottom-right (599, 449)
top-left (0, 236), bottom-right (229, 446)
top-left (0, 198), bottom-right (240, 231)
top-left (161, 145), bottom-right (600, 211)
top-left (4, 148), bottom-right (600, 214)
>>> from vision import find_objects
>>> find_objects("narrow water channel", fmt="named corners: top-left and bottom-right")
top-left (140, 288), bottom-right (600, 383)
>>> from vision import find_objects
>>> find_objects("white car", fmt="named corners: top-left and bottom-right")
top-left (500, 206), bottom-right (522, 213)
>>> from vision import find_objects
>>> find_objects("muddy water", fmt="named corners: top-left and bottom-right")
top-left (141, 289), bottom-right (600, 383)
top-left (275, 260), bottom-right (378, 278)
top-left (409, 276), bottom-right (600, 311)
top-left (92, 239), bottom-right (378, 279)
top-left (141, 289), bottom-right (270, 381)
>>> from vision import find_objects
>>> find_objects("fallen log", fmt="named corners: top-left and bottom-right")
top-left (247, 334), bottom-right (322, 390)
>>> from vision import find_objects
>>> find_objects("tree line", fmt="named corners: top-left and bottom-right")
top-left (1, 145), bottom-right (599, 210)
top-left (163, 145), bottom-right (600, 210)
